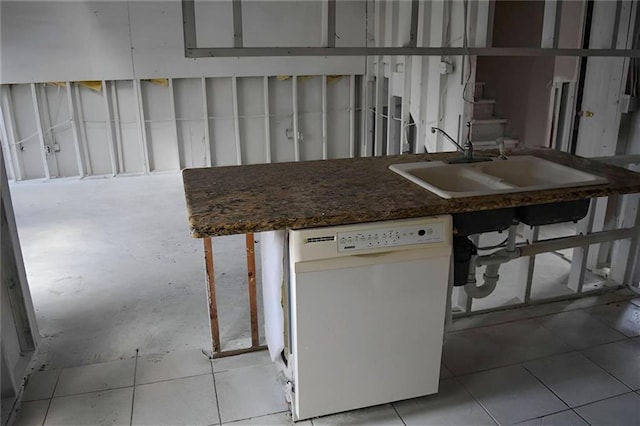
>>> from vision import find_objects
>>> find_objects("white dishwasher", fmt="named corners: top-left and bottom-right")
top-left (287, 216), bottom-right (452, 421)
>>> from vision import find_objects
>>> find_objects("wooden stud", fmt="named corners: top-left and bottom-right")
top-left (168, 78), bottom-right (182, 169)
top-left (1, 86), bottom-right (24, 180)
top-left (374, 59), bottom-right (384, 156)
top-left (201, 77), bottom-right (212, 167)
top-left (231, 76), bottom-right (242, 165)
top-left (101, 80), bottom-right (118, 176)
top-left (327, 0), bottom-right (336, 48)
top-left (292, 76), bottom-right (300, 161)
top-left (110, 82), bottom-right (125, 173)
top-left (245, 233), bottom-right (259, 347)
top-left (74, 84), bottom-right (93, 175)
top-left (518, 226), bottom-right (540, 303)
top-left (321, 76), bottom-right (328, 160)
top-left (263, 76), bottom-right (272, 163)
top-left (65, 82), bottom-right (85, 177)
top-left (401, 57), bottom-right (412, 153)
top-left (133, 79), bottom-right (150, 173)
top-left (386, 57), bottom-right (396, 155)
top-left (568, 199), bottom-right (596, 293)
top-left (30, 83), bottom-right (50, 179)
top-left (0, 89), bottom-right (17, 180)
top-left (232, 0), bottom-right (244, 48)
top-left (349, 75), bottom-right (356, 158)
top-left (203, 237), bottom-right (221, 354)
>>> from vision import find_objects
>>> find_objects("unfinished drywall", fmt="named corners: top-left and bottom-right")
top-left (476, 0), bottom-right (555, 147)
top-left (0, 1), bottom-right (366, 84)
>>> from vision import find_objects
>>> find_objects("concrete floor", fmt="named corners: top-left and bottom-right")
top-left (10, 173), bottom-right (613, 369)
top-left (10, 173), bottom-right (261, 369)
top-left (8, 173), bottom-right (640, 425)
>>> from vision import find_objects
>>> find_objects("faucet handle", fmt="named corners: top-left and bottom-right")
top-left (496, 137), bottom-right (508, 159)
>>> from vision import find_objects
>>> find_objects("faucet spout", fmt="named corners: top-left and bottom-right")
top-left (430, 127), bottom-right (466, 153)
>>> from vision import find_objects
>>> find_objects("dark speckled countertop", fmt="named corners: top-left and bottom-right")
top-left (182, 148), bottom-right (640, 238)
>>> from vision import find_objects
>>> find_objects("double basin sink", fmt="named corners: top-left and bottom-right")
top-left (389, 155), bottom-right (608, 199)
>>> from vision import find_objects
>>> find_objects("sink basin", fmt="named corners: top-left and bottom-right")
top-left (389, 155), bottom-right (608, 199)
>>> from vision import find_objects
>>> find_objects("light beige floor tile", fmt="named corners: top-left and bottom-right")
top-left (136, 348), bottom-right (212, 385)
top-left (23, 369), bottom-right (60, 401)
top-left (534, 310), bottom-right (626, 350)
top-left (586, 302), bottom-right (640, 337)
top-left (54, 358), bottom-right (135, 397)
top-left (14, 400), bottom-right (50, 426)
top-left (132, 374), bottom-right (218, 425)
top-left (517, 410), bottom-right (587, 425)
top-left (216, 363), bottom-right (288, 423)
top-left (574, 392), bottom-right (640, 426)
top-left (393, 379), bottom-right (495, 425)
top-left (213, 350), bottom-right (272, 373)
top-left (443, 318), bottom-right (571, 375)
top-left (524, 352), bottom-right (630, 407)
top-left (583, 339), bottom-right (640, 390)
top-left (44, 387), bottom-right (133, 425)
top-left (460, 365), bottom-right (567, 424)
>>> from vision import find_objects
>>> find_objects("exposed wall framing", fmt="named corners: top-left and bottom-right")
top-left (1, 76), bottom-right (359, 180)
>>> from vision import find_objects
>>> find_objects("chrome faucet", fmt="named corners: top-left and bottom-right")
top-left (430, 122), bottom-right (474, 161)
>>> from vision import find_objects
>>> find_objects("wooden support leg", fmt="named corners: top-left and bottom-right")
top-left (203, 237), bottom-right (221, 354)
top-left (246, 233), bottom-right (259, 347)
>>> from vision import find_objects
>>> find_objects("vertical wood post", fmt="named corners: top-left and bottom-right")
top-left (245, 233), bottom-right (259, 347)
top-left (203, 237), bottom-right (221, 354)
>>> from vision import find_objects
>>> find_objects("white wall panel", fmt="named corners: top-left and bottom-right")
top-left (128, 1), bottom-right (365, 80)
top-left (10, 85), bottom-right (45, 180)
top-left (174, 79), bottom-right (207, 169)
top-left (78, 86), bottom-right (113, 176)
top-left (298, 77), bottom-right (323, 161)
top-left (140, 82), bottom-right (179, 172)
top-left (237, 77), bottom-right (266, 165)
top-left (206, 78), bottom-right (236, 167)
top-left (241, 1), bottom-right (322, 47)
top-left (113, 82), bottom-right (144, 174)
top-left (269, 78), bottom-right (295, 163)
top-left (0, 1), bottom-right (365, 84)
top-left (1, 1), bottom-right (133, 83)
top-left (42, 85), bottom-right (78, 177)
top-left (327, 76), bottom-right (351, 159)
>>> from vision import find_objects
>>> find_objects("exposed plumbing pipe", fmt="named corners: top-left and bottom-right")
top-left (464, 224), bottom-right (518, 299)
top-left (464, 226), bottom-right (637, 299)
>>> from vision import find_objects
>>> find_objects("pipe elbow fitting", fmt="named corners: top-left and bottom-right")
top-left (464, 264), bottom-right (499, 299)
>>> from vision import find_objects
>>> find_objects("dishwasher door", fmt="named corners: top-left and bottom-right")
top-left (288, 216), bottom-right (452, 421)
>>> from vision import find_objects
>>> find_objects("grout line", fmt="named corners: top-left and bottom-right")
top-left (389, 403), bottom-right (407, 426)
top-left (210, 358), bottom-right (223, 426)
top-left (521, 363), bottom-right (572, 412)
top-left (41, 368), bottom-right (62, 426)
top-left (134, 372), bottom-right (215, 388)
top-left (452, 376), bottom-right (500, 425)
top-left (129, 348), bottom-right (139, 426)
top-left (517, 408), bottom-right (572, 425)
top-left (569, 390), bottom-right (637, 411)
top-left (446, 346), bottom-right (577, 378)
top-left (571, 408), bottom-right (590, 424)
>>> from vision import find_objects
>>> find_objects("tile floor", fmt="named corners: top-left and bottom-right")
top-left (13, 296), bottom-right (640, 425)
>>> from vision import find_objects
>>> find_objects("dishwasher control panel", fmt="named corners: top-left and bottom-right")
top-left (337, 222), bottom-right (445, 252)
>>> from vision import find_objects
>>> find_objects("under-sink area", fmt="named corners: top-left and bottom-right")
top-left (389, 155), bottom-right (608, 199)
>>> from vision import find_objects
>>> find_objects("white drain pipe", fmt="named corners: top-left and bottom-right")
top-left (464, 226), bottom-right (637, 299)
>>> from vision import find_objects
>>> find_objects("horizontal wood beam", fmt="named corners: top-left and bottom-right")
top-left (186, 47), bottom-right (640, 58)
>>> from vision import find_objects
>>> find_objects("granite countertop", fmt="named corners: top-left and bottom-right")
top-left (182, 148), bottom-right (640, 238)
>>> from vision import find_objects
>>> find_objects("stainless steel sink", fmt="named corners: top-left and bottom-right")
top-left (389, 155), bottom-right (608, 199)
